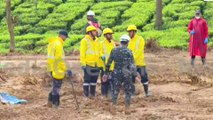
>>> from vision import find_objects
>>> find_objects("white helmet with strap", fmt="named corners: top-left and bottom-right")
top-left (120, 34), bottom-right (130, 42)
top-left (87, 10), bottom-right (95, 16)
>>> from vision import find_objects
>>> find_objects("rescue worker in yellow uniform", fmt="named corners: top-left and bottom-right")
top-left (100, 28), bottom-right (115, 98)
top-left (127, 25), bottom-right (151, 97)
top-left (80, 26), bottom-right (101, 98)
top-left (47, 30), bottom-right (72, 108)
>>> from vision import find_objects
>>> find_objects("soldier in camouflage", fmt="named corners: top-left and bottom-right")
top-left (102, 34), bottom-right (136, 115)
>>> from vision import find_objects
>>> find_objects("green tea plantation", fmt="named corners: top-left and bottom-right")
top-left (0, 0), bottom-right (212, 54)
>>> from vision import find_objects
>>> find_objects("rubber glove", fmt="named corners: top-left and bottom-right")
top-left (204, 38), bottom-right (208, 44)
top-left (190, 30), bottom-right (195, 35)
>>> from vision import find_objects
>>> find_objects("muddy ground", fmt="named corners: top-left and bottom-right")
top-left (0, 49), bottom-right (213, 120)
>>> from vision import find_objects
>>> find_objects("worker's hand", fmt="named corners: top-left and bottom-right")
top-left (130, 64), bottom-right (137, 77)
top-left (102, 74), bottom-right (108, 82)
top-left (81, 66), bottom-right (86, 71)
top-left (101, 56), bottom-right (106, 61)
top-left (204, 38), bottom-right (208, 44)
top-left (190, 30), bottom-right (195, 35)
top-left (67, 70), bottom-right (72, 77)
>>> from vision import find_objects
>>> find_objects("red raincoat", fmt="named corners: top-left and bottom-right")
top-left (188, 18), bottom-right (208, 57)
top-left (88, 21), bottom-right (101, 29)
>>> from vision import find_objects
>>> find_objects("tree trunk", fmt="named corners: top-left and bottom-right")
top-left (34, 0), bottom-right (38, 12)
top-left (6, 0), bottom-right (15, 52)
top-left (155, 0), bottom-right (163, 29)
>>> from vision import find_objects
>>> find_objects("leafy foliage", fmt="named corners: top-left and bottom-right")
top-left (0, 0), bottom-right (212, 54)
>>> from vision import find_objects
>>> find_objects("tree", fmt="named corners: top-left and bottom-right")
top-left (6, 0), bottom-right (15, 52)
top-left (155, 0), bottom-right (163, 29)
top-left (34, 0), bottom-right (38, 12)
top-left (62, 0), bottom-right (67, 3)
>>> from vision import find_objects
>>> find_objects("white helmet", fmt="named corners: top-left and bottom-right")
top-left (120, 34), bottom-right (130, 42)
top-left (87, 10), bottom-right (95, 16)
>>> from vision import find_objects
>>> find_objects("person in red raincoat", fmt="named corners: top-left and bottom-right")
top-left (188, 10), bottom-right (209, 67)
top-left (83, 10), bottom-right (102, 37)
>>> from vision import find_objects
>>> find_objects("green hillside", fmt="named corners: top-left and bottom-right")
top-left (0, 0), bottom-right (212, 54)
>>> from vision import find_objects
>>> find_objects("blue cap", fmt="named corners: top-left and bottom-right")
top-left (195, 10), bottom-right (201, 14)
top-left (59, 30), bottom-right (69, 38)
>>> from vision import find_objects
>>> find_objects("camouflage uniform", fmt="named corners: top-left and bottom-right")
top-left (105, 46), bottom-right (135, 106)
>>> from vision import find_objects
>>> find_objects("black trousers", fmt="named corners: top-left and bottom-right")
top-left (83, 66), bottom-right (100, 97)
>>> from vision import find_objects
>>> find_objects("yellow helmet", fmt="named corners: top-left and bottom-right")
top-left (127, 25), bottom-right (137, 31)
top-left (86, 25), bottom-right (97, 33)
top-left (103, 28), bottom-right (113, 35)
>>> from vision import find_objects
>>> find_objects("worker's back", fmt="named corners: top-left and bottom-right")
top-left (109, 46), bottom-right (134, 74)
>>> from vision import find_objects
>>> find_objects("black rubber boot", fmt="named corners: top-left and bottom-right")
top-left (52, 95), bottom-right (60, 108)
top-left (101, 84), bottom-right (107, 97)
top-left (201, 58), bottom-right (206, 65)
top-left (125, 97), bottom-right (131, 108)
top-left (131, 84), bottom-right (136, 96)
top-left (48, 93), bottom-right (52, 102)
top-left (125, 99), bottom-right (131, 115)
top-left (143, 84), bottom-right (150, 97)
top-left (107, 84), bottom-right (111, 98)
top-left (90, 86), bottom-right (96, 97)
top-left (83, 86), bottom-right (89, 97)
top-left (47, 93), bottom-right (53, 107)
top-left (191, 58), bottom-right (195, 67)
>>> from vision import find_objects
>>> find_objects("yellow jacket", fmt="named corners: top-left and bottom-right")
top-left (80, 35), bottom-right (101, 67)
top-left (47, 37), bottom-right (67, 80)
top-left (128, 34), bottom-right (146, 66)
top-left (100, 39), bottom-right (115, 71)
